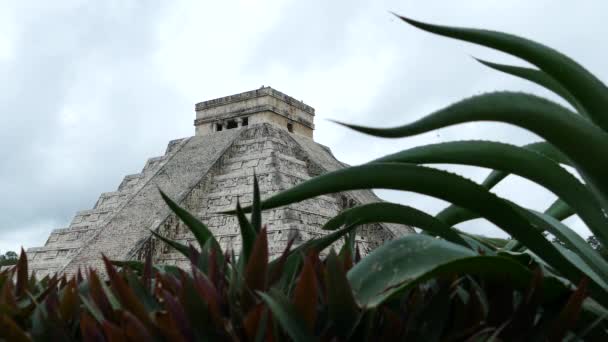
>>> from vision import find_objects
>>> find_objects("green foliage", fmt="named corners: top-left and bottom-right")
top-left (0, 251), bottom-right (18, 266)
top-left (0, 173), bottom-right (601, 340)
top-left (2, 15), bottom-right (608, 340)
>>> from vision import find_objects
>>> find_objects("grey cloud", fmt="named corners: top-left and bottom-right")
top-left (245, 0), bottom-right (372, 71)
top-left (0, 1), bottom-right (186, 251)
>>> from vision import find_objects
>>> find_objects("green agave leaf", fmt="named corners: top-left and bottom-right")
top-left (474, 58), bottom-right (588, 116)
top-left (503, 239), bottom-right (523, 252)
top-left (236, 199), bottom-right (257, 265)
top-left (258, 290), bottom-right (315, 342)
top-left (347, 234), bottom-right (568, 308)
top-left (435, 204), bottom-right (477, 226)
top-left (551, 243), bottom-right (607, 292)
top-left (479, 141), bottom-right (573, 191)
top-left (258, 162), bottom-right (587, 290)
top-left (526, 210), bottom-right (608, 285)
top-left (458, 231), bottom-right (509, 249)
top-left (438, 141), bottom-right (572, 225)
top-left (456, 234), bottom-right (498, 255)
top-left (335, 92), bottom-right (608, 213)
top-left (252, 174), bottom-right (262, 233)
top-left (504, 204), bottom-right (608, 305)
top-left (159, 189), bottom-right (216, 249)
top-left (373, 140), bottom-right (608, 244)
top-left (322, 202), bottom-right (470, 248)
top-left (544, 199), bottom-right (575, 221)
top-left (581, 298), bottom-right (608, 324)
top-left (396, 15), bottom-right (608, 132)
top-left (150, 230), bottom-right (190, 258)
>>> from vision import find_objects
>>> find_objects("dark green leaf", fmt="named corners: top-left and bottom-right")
top-left (438, 141), bottom-right (572, 225)
top-left (159, 189), bottom-right (215, 248)
top-left (396, 15), bottom-right (608, 133)
top-left (474, 58), bottom-right (588, 116)
top-left (333, 92), bottom-right (608, 212)
top-left (150, 230), bottom-right (190, 258)
top-left (322, 202), bottom-right (470, 248)
top-left (251, 174), bottom-right (262, 233)
top-left (236, 198), bottom-right (257, 265)
top-left (544, 199), bottom-right (575, 221)
top-left (373, 140), bottom-right (608, 245)
top-left (258, 290), bottom-right (315, 342)
top-left (526, 210), bottom-right (608, 284)
top-left (347, 235), bottom-right (568, 307)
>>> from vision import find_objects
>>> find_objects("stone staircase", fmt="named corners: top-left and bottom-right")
top-left (27, 138), bottom-right (189, 277)
top-left (151, 125), bottom-right (369, 268)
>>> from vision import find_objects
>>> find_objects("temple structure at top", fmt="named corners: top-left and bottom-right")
top-left (27, 87), bottom-right (413, 277)
top-left (194, 86), bottom-right (314, 138)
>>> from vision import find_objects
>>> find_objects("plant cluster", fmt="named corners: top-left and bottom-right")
top-left (0, 182), bottom-right (595, 340)
top-left (2, 15), bottom-right (608, 340)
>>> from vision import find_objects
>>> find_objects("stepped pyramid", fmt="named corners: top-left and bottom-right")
top-left (27, 87), bottom-right (413, 277)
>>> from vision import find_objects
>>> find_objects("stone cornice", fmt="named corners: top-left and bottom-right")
top-left (195, 87), bottom-right (315, 115)
top-left (194, 104), bottom-right (315, 129)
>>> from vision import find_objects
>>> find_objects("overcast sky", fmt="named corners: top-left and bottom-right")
top-left (1, 1), bottom-right (607, 253)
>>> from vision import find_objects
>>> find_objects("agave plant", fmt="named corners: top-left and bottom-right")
top-left (242, 14), bottom-right (608, 337)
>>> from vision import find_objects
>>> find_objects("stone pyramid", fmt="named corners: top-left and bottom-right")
top-left (27, 87), bottom-right (413, 277)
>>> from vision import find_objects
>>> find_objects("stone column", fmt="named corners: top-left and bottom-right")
top-left (236, 118), bottom-right (243, 128)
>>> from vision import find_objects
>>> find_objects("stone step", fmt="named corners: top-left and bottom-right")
top-left (212, 163), bottom-right (309, 182)
top-left (142, 156), bottom-right (166, 173)
top-left (28, 242), bottom-right (83, 252)
top-left (69, 207), bottom-right (114, 227)
top-left (117, 173), bottom-right (144, 192)
top-left (94, 190), bottom-right (132, 210)
top-left (233, 136), bottom-right (286, 146)
top-left (164, 138), bottom-right (187, 155)
top-left (228, 137), bottom-right (298, 156)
